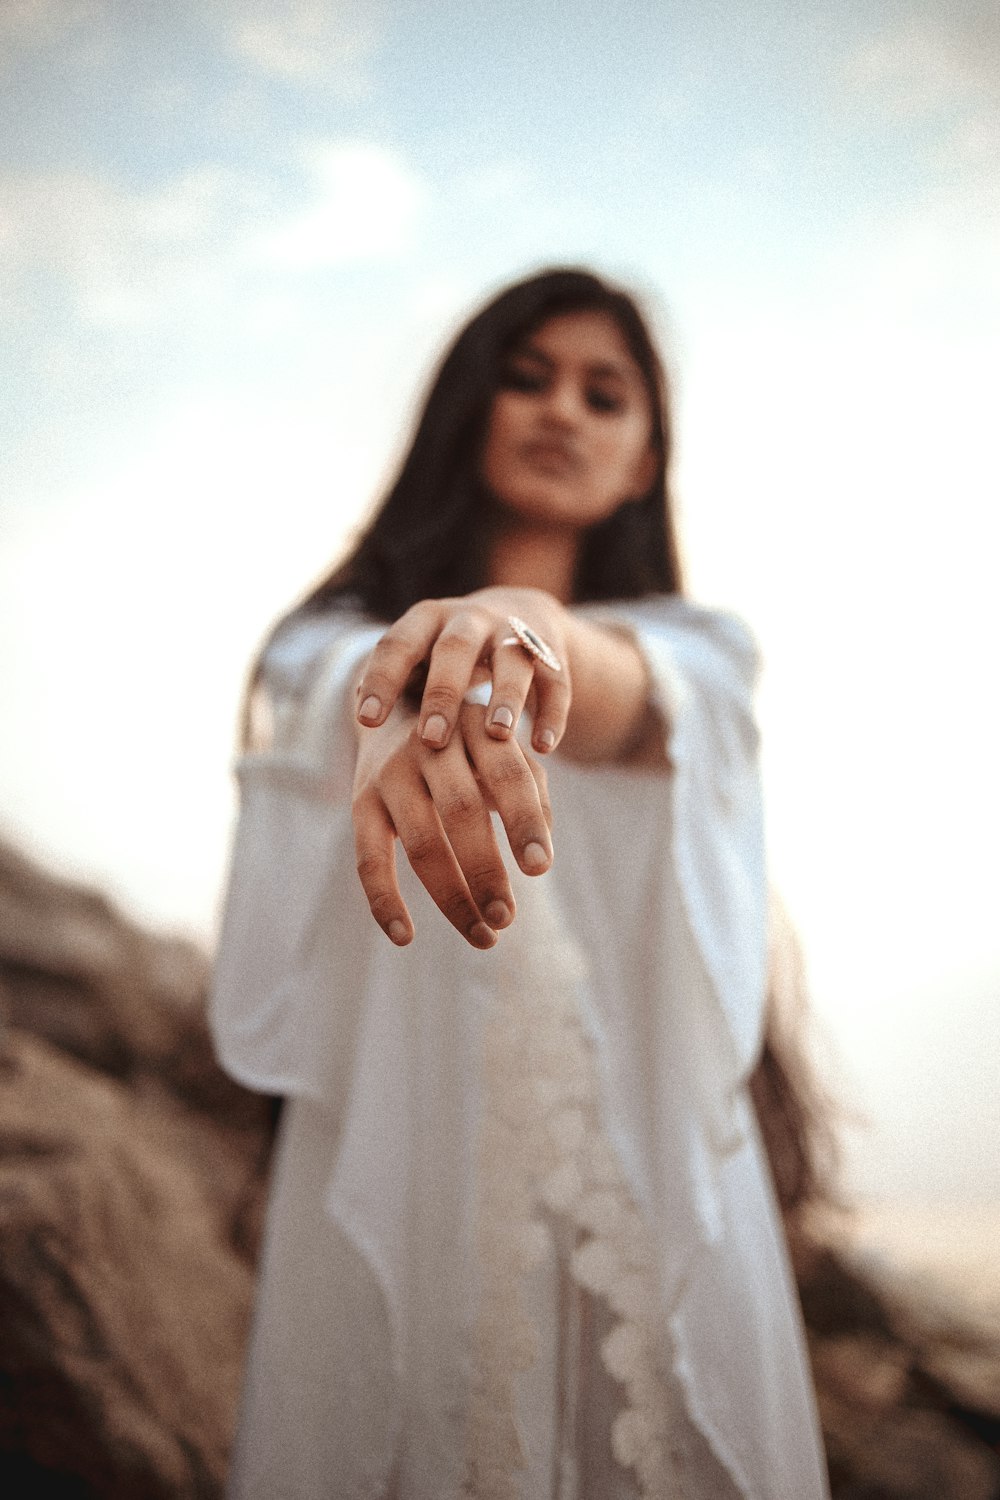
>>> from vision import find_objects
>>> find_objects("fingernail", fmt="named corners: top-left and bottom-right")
top-left (523, 841), bottom-right (549, 873)
top-left (388, 920), bottom-right (409, 945)
top-left (470, 921), bottom-right (498, 949)
top-left (536, 728), bottom-right (556, 752)
top-left (422, 713), bottom-right (448, 746)
top-left (359, 695), bottom-right (382, 721)
top-left (483, 900), bottom-right (513, 929)
top-left (490, 705), bottom-right (514, 731)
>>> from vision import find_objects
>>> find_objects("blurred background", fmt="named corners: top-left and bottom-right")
top-left (1, 0), bottom-right (997, 1303)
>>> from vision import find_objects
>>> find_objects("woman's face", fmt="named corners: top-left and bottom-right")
top-left (479, 308), bottom-right (657, 534)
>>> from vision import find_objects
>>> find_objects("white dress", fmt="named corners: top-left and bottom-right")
top-left (210, 597), bottom-right (830, 1500)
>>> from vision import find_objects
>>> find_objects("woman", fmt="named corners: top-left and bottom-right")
top-left (211, 268), bottom-right (830, 1499)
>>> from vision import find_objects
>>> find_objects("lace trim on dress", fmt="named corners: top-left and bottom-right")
top-left (463, 890), bottom-right (704, 1500)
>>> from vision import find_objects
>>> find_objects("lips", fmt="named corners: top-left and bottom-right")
top-left (520, 437), bottom-right (583, 475)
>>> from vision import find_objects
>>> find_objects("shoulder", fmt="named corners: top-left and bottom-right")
top-left (262, 598), bottom-right (377, 696)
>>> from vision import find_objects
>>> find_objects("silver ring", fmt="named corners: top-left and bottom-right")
top-left (499, 615), bottom-right (562, 673)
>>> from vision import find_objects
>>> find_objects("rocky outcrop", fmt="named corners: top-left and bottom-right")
top-left (0, 839), bottom-right (273, 1498)
top-left (0, 835), bottom-right (997, 1498)
top-left (795, 1237), bottom-right (1000, 1499)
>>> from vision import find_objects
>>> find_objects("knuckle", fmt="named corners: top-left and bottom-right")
top-left (440, 889), bottom-right (473, 924)
top-left (466, 864), bottom-right (503, 894)
top-left (380, 613), bottom-right (433, 658)
top-left (422, 686), bottom-right (461, 717)
top-left (435, 626), bottom-right (479, 654)
top-left (389, 636), bottom-right (424, 671)
top-left (355, 851), bottom-right (385, 885)
top-left (459, 603), bottom-right (491, 629)
top-left (490, 674), bottom-right (530, 706)
top-left (402, 829), bottom-right (440, 868)
top-left (360, 663), bottom-right (403, 700)
top-left (356, 665), bottom-right (391, 699)
top-left (438, 786), bottom-right (483, 824)
top-left (487, 753), bottom-right (531, 793)
top-left (368, 629), bottom-right (407, 665)
top-left (405, 600), bottom-right (434, 626)
top-left (394, 601), bottom-right (433, 639)
top-left (368, 891), bottom-right (399, 925)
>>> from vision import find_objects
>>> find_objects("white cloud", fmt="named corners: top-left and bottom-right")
top-left (1, 141), bottom-right (425, 326)
top-left (137, 165), bottom-right (245, 241)
top-left (0, 0), bottom-right (103, 54)
top-left (0, 163), bottom-right (268, 327)
top-left (0, 172), bottom-right (131, 318)
top-left (222, 0), bottom-right (382, 92)
top-left (0, 0), bottom-right (382, 88)
top-left (830, 6), bottom-right (1000, 323)
top-left (254, 141), bottom-right (424, 269)
top-left (844, 4), bottom-right (1000, 118)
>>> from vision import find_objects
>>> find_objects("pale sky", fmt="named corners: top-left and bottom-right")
top-left (1, 0), bottom-right (998, 1211)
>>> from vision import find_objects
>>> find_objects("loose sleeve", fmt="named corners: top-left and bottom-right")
top-left (581, 596), bottom-right (768, 1143)
top-left (209, 615), bottom-right (384, 1101)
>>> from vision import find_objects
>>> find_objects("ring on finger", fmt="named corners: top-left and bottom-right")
top-left (498, 615), bottom-right (563, 673)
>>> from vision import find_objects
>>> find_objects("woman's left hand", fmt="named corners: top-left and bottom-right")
top-left (355, 587), bottom-right (572, 755)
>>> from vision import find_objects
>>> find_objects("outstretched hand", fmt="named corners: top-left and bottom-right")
top-left (351, 700), bottom-right (553, 949)
top-left (354, 587), bottom-right (572, 756)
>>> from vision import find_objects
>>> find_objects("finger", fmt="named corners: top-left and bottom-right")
top-left (353, 795), bottom-right (414, 946)
top-left (525, 754), bottom-right (554, 832)
top-left (356, 600), bottom-right (444, 727)
top-left (528, 669), bottom-right (573, 755)
top-left (392, 795), bottom-right (499, 950)
top-left (416, 609), bottom-right (493, 750)
top-left (484, 636), bottom-right (536, 743)
top-left (422, 740), bottom-right (516, 930)
top-left (464, 724), bottom-right (554, 877)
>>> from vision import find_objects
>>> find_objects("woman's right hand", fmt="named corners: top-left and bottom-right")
top-left (354, 589), bottom-right (572, 756)
top-left (351, 702), bottom-right (553, 949)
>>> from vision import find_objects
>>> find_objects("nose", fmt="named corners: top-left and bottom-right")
top-left (539, 376), bottom-right (583, 428)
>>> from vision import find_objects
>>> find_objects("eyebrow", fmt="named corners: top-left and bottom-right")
top-left (513, 343), bottom-right (633, 383)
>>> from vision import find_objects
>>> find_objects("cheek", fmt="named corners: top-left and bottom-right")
top-left (595, 427), bottom-right (652, 497)
top-left (479, 399), bottom-right (520, 486)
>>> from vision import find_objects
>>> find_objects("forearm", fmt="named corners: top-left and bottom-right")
top-left (558, 611), bottom-right (660, 764)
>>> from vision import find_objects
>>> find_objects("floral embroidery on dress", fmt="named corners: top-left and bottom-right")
top-left (464, 886), bottom-right (698, 1500)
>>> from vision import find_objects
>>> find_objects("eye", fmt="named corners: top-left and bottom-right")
top-left (586, 386), bottom-right (625, 414)
top-left (499, 361), bottom-right (547, 395)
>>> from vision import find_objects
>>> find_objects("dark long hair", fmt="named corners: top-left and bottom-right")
top-left (296, 266), bottom-right (684, 624)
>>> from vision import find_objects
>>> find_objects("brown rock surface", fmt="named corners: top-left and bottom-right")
top-left (0, 838), bottom-right (273, 1497)
top-left (0, 1034), bottom-right (254, 1497)
top-left (796, 1240), bottom-right (1000, 1498)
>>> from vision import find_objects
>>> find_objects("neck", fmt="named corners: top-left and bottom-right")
top-left (485, 522), bottom-right (580, 603)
